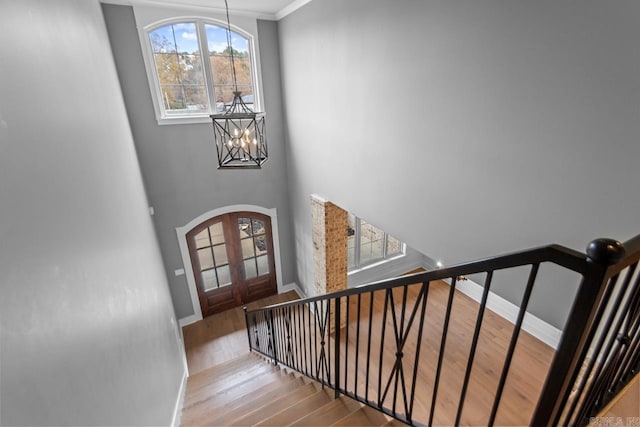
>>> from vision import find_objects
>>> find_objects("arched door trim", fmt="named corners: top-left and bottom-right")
top-left (176, 205), bottom-right (284, 324)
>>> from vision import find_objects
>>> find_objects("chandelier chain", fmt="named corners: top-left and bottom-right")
top-left (224, 0), bottom-right (239, 92)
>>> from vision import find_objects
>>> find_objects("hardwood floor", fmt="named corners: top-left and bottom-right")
top-left (336, 281), bottom-right (556, 426)
top-left (182, 282), bottom-right (555, 425)
top-left (183, 291), bottom-right (301, 375)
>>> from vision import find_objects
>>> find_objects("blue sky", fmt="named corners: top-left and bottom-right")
top-left (150, 22), bottom-right (249, 54)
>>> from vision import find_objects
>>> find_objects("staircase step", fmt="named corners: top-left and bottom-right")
top-left (184, 363), bottom-right (284, 408)
top-left (228, 382), bottom-right (322, 426)
top-left (185, 361), bottom-right (278, 406)
top-left (195, 376), bottom-right (310, 426)
top-left (382, 418), bottom-right (410, 426)
top-left (254, 388), bottom-right (334, 426)
top-left (291, 395), bottom-right (363, 426)
top-left (181, 370), bottom-right (296, 425)
top-left (333, 405), bottom-right (390, 426)
top-left (186, 353), bottom-right (269, 392)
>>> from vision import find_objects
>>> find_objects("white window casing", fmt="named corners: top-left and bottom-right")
top-left (134, 4), bottom-right (265, 125)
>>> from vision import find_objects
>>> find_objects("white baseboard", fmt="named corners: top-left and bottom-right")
top-left (280, 282), bottom-right (307, 299)
top-left (452, 278), bottom-right (562, 349)
top-left (171, 370), bottom-right (188, 427)
top-left (178, 314), bottom-right (200, 328)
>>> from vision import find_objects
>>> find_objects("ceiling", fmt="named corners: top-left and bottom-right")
top-left (103, 0), bottom-right (309, 20)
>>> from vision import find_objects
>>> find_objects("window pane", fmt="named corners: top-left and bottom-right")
top-left (244, 258), bottom-right (257, 280)
top-left (216, 265), bottom-right (231, 287)
top-left (347, 214), bottom-right (356, 268)
top-left (201, 269), bottom-right (217, 291)
top-left (195, 229), bottom-right (210, 249)
top-left (241, 237), bottom-right (255, 259)
top-left (257, 255), bottom-right (269, 276)
top-left (205, 24), bottom-right (253, 110)
top-left (149, 23), bottom-right (208, 114)
top-left (209, 222), bottom-right (225, 245)
top-left (197, 248), bottom-right (213, 270)
top-left (360, 242), bottom-right (373, 265)
top-left (212, 244), bottom-right (228, 265)
top-left (386, 235), bottom-right (402, 256)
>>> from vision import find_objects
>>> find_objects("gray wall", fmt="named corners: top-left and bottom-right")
top-left (102, 5), bottom-right (294, 319)
top-left (0, 0), bottom-right (185, 425)
top-left (279, 0), bottom-right (640, 329)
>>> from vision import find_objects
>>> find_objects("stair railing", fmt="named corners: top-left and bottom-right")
top-left (244, 234), bottom-right (640, 426)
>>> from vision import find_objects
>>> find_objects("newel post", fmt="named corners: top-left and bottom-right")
top-left (531, 238), bottom-right (625, 426)
top-left (243, 306), bottom-right (252, 351)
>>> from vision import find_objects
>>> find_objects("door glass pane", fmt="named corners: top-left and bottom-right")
top-left (244, 258), bottom-right (257, 280)
top-left (238, 217), bottom-right (252, 237)
top-left (210, 222), bottom-right (225, 245)
top-left (195, 229), bottom-right (210, 249)
top-left (241, 237), bottom-right (255, 259)
top-left (216, 265), bottom-right (231, 287)
top-left (197, 248), bottom-right (214, 270)
top-left (256, 255), bottom-right (269, 276)
top-left (252, 219), bottom-right (265, 235)
top-left (212, 244), bottom-right (228, 265)
top-left (254, 235), bottom-right (267, 255)
top-left (201, 269), bottom-right (217, 291)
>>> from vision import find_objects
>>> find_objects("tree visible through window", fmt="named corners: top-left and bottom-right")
top-left (147, 20), bottom-right (255, 119)
top-left (347, 215), bottom-right (404, 270)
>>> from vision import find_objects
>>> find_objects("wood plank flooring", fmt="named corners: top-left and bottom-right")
top-left (182, 282), bottom-right (555, 425)
top-left (183, 290), bottom-right (301, 375)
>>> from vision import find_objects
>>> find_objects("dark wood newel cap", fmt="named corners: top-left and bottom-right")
top-left (586, 238), bottom-right (626, 265)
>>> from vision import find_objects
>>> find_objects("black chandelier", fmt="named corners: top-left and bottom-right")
top-left (210, 0), bottom-right (267, 169)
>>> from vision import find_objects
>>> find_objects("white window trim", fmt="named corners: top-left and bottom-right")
top-left (133, 4), bottom-right (265, 125)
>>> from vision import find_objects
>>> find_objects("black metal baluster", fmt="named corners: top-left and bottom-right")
top-left (455, 271), bottom-right (493, 426)
top-left (344, 295), bottom-right (350, 393)
top-left (378, 289), bottom-right (390, 408)
top-left (409, 282), bottom-right (430, 423)
top-left (488, 264), bottom-right (539, 425)
top-left (243, 306), bottom-right (252, 351)
top-left (429, 276), bottom-right (457, 427)
top-left (335, 297), bottom-right (341, 398)
top-left (269, 309), bottom-right (278, 365)
top-left (303, 303), bottom-right (309, 376)
top-left (365, 291), bottom-right (374, 403)
top-left (355, 293), bottom-right (362, 397)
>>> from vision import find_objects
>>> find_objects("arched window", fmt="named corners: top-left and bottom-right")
top-left (141, 18), bottom-right (259, 123)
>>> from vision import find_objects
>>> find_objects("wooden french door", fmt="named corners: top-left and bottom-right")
top-left (187, 211), bottom-right (277, 317)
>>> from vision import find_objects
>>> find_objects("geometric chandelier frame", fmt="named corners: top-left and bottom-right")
top-left (211, 92), bottom-right (267, 169)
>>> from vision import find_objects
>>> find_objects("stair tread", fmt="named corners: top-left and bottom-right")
top-left (193, 375), bottom-right (309, 426)
top-left (185, 362), bottom-right (279, 405)
top-left (291, 395), bottom-right (363, 426)
top-left (187, 353), bottom-right (269, 392)
top-left (184, 363), bottom-right (285, 408)
top-left (382, 418), bottom-right (409, 426)
top-left (228, 382), bottom-right (321, 426)
top-left (254, 388), bottom-right (333, 426)
top-left (332, 405), bottom-right (390, 426)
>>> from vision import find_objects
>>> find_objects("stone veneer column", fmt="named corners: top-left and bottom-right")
top-left (311, 195), bottom-right (348, 333)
